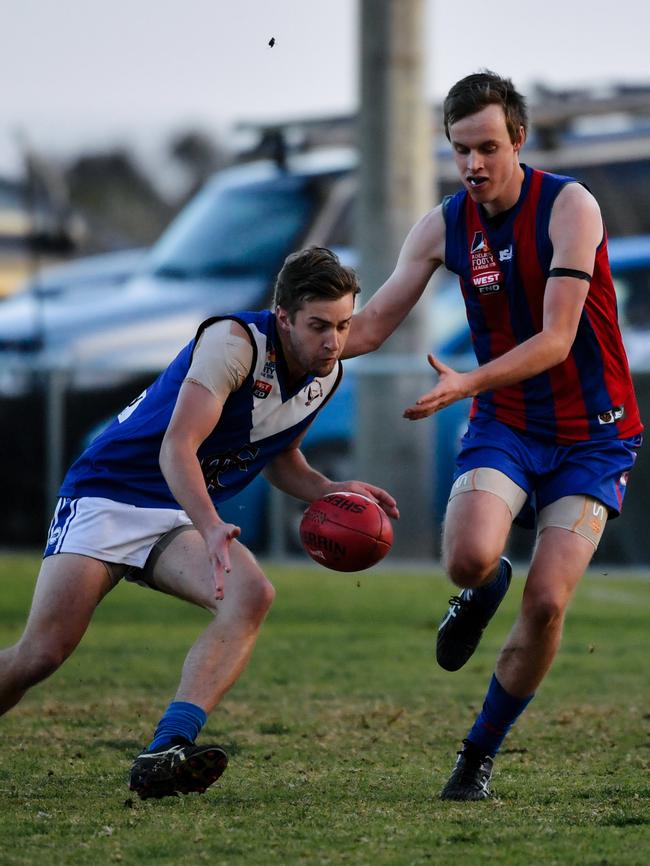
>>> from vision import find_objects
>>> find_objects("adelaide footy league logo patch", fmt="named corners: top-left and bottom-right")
top-left (470, 231), bottom-right (503, 295)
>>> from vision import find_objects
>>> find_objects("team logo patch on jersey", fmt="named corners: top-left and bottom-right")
top-left (261, 349), bottom-right (276, 379)
top-left (471, 232), bottom-right (487, 254)
top-left (201, 446), bottom-right (260, 490)
top-left (470, 234), bottom-right (498, 271)
top-left (473, 271), bottom-right (502, 293)
top-left (499, 245), bottom-right (513, 261)
top-left (253, 380), bottom-right (272, 399)
top-left (304, 381), bottom-right (323, 406)
top-left (597, 405), bottom-right (625, 425)
top-left (469, 234), bottom-right (502, 294)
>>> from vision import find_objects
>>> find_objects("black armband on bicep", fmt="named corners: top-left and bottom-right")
top-left (548, 267), bottom-right (592, 283)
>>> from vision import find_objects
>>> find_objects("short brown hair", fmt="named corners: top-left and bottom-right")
top-left (443, 71), bottom-right (528, 144)
top-left (273, 246), bottom-right (360, 318)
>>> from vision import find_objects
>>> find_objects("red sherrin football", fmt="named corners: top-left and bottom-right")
top-left (299, 491), bottom-right (394, 572)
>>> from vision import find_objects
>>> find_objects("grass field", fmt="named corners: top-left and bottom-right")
top-left (0, 553), bottom-right (649, 866)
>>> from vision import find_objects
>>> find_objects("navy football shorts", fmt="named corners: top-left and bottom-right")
top-left (453, 415), bottom-right (642, 529)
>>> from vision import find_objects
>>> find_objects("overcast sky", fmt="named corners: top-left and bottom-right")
top-left (2, 0), bottom-right (649, 175)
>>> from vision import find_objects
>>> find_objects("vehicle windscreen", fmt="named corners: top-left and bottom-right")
top-left (148, 175), bottom-right (315, 279)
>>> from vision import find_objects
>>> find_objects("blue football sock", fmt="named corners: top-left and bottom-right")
top-left (148, 700), bottom-right (208, 752)
top-left (473, 557), bottom-right (510, 608)
top-left (466, 674), bottom-right (534, 757)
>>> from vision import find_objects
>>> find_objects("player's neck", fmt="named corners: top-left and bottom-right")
top-left (482, 163), bottom-right (525, 218)
top-left (276, 329), bottom-right (308, 390)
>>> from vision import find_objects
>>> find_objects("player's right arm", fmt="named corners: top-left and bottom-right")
top-left (342, 205), bottom-right (446, 358)
top-left (159, 320), bottom-right (251, 599)
top-left (160, 382), bottom-right (238, 543)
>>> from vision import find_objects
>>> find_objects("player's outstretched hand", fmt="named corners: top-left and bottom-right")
top-left (326, 480), bottom-right (400, 520)
top-left (403, 353), bottom-right (472, 420)
top-left (205, 522), bottom-right (241, 600)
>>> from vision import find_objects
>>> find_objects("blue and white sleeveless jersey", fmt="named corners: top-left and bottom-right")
top-left (60, 311), bottom-right (343, 508)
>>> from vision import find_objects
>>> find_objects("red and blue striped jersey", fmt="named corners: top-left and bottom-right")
top-left (443, 165), bottom-right (642, 444)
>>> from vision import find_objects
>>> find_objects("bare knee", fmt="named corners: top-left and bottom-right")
top-left (209, 569), bottom-right (275, 624)
top-left (521, 592), bottom-right (566, 633)
top-left (12, 637), bottom-right (72, 689)
top-left (442, 488), bottom-right (513, 589)
top-left (245, 573), bottom-right (275, 623)
top-left (444, 544), bottom-right (502, 589)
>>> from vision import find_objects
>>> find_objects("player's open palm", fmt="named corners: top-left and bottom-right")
top-left (403, 354), bottom-right (472, 420)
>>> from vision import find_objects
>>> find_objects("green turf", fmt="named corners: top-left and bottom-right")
top-left (0, 553), bottom-right (649, 865)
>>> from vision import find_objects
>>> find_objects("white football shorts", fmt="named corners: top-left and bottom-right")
top-left (44, 496), bottom-right (194, 569)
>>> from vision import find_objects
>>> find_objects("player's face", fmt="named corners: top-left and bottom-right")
top-left (449, 103), bottom-right (525, 216)
top-left (276, 294), bottom-right (355, 379)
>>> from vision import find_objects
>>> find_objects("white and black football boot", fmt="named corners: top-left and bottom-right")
top-left (129, 737), bottom-right (228, 800)
top-left (440, 741), bottom-right (494, 801)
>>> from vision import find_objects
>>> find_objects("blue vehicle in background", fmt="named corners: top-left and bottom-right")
top-left (219, 235), bottom-right (650, 553)
top-left (1, 144), bottom-right (649, 551)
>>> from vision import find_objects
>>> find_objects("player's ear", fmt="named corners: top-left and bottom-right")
top-left (275, 305), bottom-right (290, 332)
top-left (514, 125), bottom-right (526, 152)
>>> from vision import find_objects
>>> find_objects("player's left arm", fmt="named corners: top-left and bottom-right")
top-left (404, 183), bottom-right (602, 420)
top-left (264, 436), bottom-right (400, 519)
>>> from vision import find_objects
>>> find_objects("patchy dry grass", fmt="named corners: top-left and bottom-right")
top-left (0, 553), bottom-right (649, 865)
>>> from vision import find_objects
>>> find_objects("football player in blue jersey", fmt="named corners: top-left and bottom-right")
top-left (0, 246), bottom-right (398, 800)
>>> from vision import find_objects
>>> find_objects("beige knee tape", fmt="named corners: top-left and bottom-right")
top-left (448, 468), bottom-right (528, 519)
top-left (537, 496), bottom-right (608, 549)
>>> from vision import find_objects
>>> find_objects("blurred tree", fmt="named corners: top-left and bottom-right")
top-left (169, 129), bottom-right (229, 203)
top-left (65, 150), bottom-right (174, 252)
